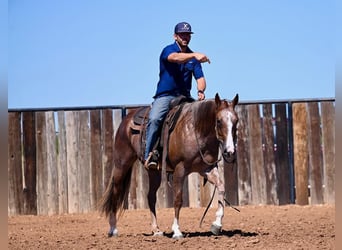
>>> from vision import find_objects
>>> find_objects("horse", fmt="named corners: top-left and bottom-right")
top-left (99, 93), bottom-right (239, 239)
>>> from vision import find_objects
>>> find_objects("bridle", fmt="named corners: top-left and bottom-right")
top-left (194, 128), bottom-right (222, 167)
top-left (193, 107), bottom-right (237, 167)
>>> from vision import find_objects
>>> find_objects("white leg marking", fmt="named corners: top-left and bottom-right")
top-left (108, 212), bottom-right (118, 236)
top-left (206, 168), bottom-right (225, 231)
top-left (213, 206), bottom-right (224, 227)
top-left (172, 218), bottom-right (183, 239)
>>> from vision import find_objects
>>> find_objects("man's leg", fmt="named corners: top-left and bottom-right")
top-left (144, 95), bottom-right (174, 168)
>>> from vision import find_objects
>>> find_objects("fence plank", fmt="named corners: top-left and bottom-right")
top-left (236, 105), bottom-right (251, 205)
top-left (157, 165), bottom-right (173, 208)
top-left (321, 102), bottom-right (335, 204)
top-left (102, 109), bottom-right (123, 207)
top-left (22, 112), bottom-right (37, 215)
top-left (200, 177), bottom-right (213, 207)
top-left (292, 103), bottom-right (309, 205)
top-left (182, 176), bottom-right (190, 208)
top-left (36, 112), bottom-right (49, 214)
top-left (274, 104), bottom-right (291, 205)
top-left (90, 110), bottom-right (103, 207)
top-left (262, 104), bottom-right (278, 204)
top-left (224, 161), bottom-right (238, 205)
top-left (78, 111), bottom-right (91, 212)
top-left (8, 112), bottom-right (23, 215)
top-left (128, 163), bottom-right (138, 209)
top-left (136, 162), bottom-right (149, 209)
top-left (188, 173), bottom-right (200, 207)
top-left (65, 111), bottom-right (79, 213)
top-left (307, 102), bottom-right (324, 204)
top-left (45, 112), bottom-right (59, 215)
top-left (57, 111), bottom-right (68, 214)
top-left (248, 104), bottom-right (267, 205)
top-left (102, 109), bottom-right (115, 189)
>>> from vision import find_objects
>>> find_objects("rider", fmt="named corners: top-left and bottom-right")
top-left (144, 21), bottom-right (211, 169)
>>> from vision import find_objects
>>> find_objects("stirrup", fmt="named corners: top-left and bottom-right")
top-left (144, 150), bottom-right (160, 170)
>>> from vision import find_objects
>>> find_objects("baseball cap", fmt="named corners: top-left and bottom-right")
top-left (174, 22), bottom-right (194, 34)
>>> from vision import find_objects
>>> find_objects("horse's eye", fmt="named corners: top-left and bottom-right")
top-left (216, 119), bottom-right (221, 126)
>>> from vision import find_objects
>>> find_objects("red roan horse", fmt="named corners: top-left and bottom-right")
top-left (99, 93), bottom-right (239, 239)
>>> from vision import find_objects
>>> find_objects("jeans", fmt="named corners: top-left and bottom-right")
top-left (144, 95), bottom-right (176, 160)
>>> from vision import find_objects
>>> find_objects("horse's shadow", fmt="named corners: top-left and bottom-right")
top-left (160, 229), bottom-right (258, 238)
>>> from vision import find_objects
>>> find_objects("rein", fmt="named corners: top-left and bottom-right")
top-left (194, 106), bottom-right (240, 227)
top-left (194, 128), bottom-right (222, 166)
top-left (199, 187), bottom-right (240, 228)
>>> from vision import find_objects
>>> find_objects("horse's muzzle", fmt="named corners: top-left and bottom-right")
top-left (222, 150), bottom-right (236, 163)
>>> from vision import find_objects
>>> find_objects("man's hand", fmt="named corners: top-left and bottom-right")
top-left (194, 53), bottom-right (211, 64)
top-left (197, 90), bottom-right (205, 101)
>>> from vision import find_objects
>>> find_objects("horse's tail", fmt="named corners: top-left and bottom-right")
top-left (98, 166), bottom-right (133, 218)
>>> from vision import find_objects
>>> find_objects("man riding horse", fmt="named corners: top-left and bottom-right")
top-left (144, 21), bottom-right (211, 170)
top-left (99, 21), bottom-right (239, 239)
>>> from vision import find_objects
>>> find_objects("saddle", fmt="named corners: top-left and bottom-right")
top-left (130, 95), bottom-right (194, 168)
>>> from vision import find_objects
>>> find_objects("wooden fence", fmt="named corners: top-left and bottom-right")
top-left (8, 98), bottom-right (335, 215)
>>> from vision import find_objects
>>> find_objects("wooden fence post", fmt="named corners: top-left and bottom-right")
top-left (156, 164), bottom-right (173, 209)
top-left (188, 173), bottom-right (200, 207)
top-left (90, 110), bottom-right (102, 207)
top-left (224, 160), bottom-right (238, 206)
top-left (65, 111), bottom-right (79, 213)
top-left (236, 105), bottom-right (251, 205)
top-left (247, 104), bottom-right (267, 205)
top-left (292, 103), bottom-right (309, 205)
top-left (274, 104), bottom-right (291, 205)
top-left (200, 177), bottom-right (214, 207)
top-left (102, 109), bottom-right (114, 189)
top-left (78, 110), bottom-right (91, 212)
top-left (307, 102), bottom-right (324, 204)
top-left (262, 104), bottom-right (278, 205)
top-left (36, 112), bottom-right (49, 214)
top-left (321, 102), bottom-right (335, 204)
top-left (8, 112), bottom-right (23, 215)
top-left (57, 111), bottom-right (68, 214)
top-left (45, 111), bottom-right (59, 215)
top-left (136, 162), bottom-right (149, 209)
top-left (22, 111), bottom-right (37, 214)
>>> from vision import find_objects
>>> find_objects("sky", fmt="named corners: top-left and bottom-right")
top-left (8, 0), bottom-right (335, 109)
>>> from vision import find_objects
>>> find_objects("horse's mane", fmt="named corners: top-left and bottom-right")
top-left (191, 99), bottom-right (216, 136)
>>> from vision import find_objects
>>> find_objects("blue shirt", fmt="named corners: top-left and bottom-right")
top-left (153, 42), bottom-right (204, 98)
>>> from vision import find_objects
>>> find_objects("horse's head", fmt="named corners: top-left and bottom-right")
top-left (215, 93), bottom-right (239, 163)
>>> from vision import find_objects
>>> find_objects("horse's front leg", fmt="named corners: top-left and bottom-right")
top-left (147, 170), bottom-right (163, 236)
top-left (171, 168), bottom-right (186, 239)
top-left (206, 166), bottom-right (225, 235)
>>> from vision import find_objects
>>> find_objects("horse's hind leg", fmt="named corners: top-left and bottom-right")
top-left (147, 170), bottom-right (163, 236)
top-left (171, 169), bottom-right (186, 239)
top-left (102, 156), bottom-right (136, 237)
top-left (108, 211), bottom-right (118, 237)
top-left (106, 169), bottom-right (124, 237)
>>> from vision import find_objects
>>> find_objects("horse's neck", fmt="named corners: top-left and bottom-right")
top-left (191, 100), bottom-right (216, 137)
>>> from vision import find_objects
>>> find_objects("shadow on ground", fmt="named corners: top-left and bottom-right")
top-left (157, 229), bottom-right (258, 238)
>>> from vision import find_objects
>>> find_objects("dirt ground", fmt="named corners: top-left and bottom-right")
top-left (8, 204), bottom-right (334, 250)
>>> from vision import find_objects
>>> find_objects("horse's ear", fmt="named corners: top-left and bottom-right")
top-left (232, 94), bottom-right (239, 107)
top-left (215, 93), bottom-right (221, 106)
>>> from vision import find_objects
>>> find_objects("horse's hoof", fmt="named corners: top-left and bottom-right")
top-left (108, 230), bottom-right (118, 237)
top-left (210, 224), bottom-right (222, 236)
top-left (108, 232), bottom-right (118, 237)
top-left (172, 234), bottom-right (184, 240)
top-left (153, 231), bottom-right (164, 236)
